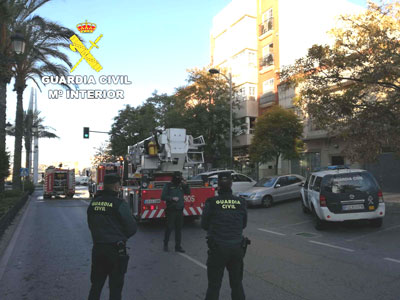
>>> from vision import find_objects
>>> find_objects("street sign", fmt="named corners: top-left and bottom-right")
top-left (20, 168), bottom-right (29, 177)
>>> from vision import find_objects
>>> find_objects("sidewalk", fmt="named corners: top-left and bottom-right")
top-left (383, 192), bottom-right (400, 203)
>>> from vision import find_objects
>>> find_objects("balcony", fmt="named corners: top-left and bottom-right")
top-left (233, 133), bottom-right (254, 147)
top-left (234, 98), bottom-right (258, 118)
top-left (259, 91), bottom-right (276, 107)
top-left (259, 19), bottom-right (273, 36)
top-left (259, 54), bottom-right (274, 70)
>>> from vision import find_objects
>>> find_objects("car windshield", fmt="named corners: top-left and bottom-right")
top-left (254, 177), bottom-right (277, 187)
top-left (327, 172), bottom-right (378, 194)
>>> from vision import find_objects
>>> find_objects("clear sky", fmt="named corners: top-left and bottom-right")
top-left (5, 0), bottom-right (367, 171)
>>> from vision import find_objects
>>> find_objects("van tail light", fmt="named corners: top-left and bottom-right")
top-left (378, 190), bottom-right (384, 203)
top-left (320, 195), bottom-right (327, 207)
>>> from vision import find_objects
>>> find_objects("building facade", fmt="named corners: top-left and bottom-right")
top-left (211, 0), bottom-right (362, 177)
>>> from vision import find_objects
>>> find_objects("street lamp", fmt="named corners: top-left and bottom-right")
top-left (10, 31), bottom-right (26, 55)
top-left (209, 68), bottom-right (233, 169)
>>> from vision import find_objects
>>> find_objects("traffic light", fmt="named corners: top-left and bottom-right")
top-left (83, 127), bottom-right (89, 139)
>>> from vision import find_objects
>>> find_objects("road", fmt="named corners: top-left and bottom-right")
top-left (0, 186), bottom-right (399, 300)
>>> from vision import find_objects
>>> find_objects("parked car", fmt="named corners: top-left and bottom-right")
top-left (192, 170), bottom-right (256, 196)
top-left (301, 168), bottom-right (385, 230)
top-left (239, 174), bottom-right (305, 208)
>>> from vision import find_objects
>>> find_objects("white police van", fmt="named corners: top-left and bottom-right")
top-left (301, 167), bottom-right (385, 230)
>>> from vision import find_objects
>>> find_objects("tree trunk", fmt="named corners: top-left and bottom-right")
top-left (25, 134), bottom-right (32, 176)
top-left (0, 78), bottom-right (9, 193)
top-left (12, 85), bottom-right (25, 190)
top-left (275, 153), bottom-right (280, 175)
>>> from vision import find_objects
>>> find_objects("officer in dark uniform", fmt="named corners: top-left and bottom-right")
top-left (201, 172), bottom-right (248, 300)
top-left (161, 171), bottom-right (190, 253)
top-left (87, 174), bottom-right (137, 300)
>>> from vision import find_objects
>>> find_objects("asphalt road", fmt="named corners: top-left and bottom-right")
top-left (0, 186), bottom-right (399, 300)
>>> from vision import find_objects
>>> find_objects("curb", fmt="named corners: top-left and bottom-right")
top-left (0, 192), bottom-right (30, 238)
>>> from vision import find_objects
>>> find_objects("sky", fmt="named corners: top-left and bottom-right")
top-left (5, 0), bottom-right (367, 171)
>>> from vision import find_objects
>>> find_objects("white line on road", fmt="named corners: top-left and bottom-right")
top-left (309, 240), bottom-right (355, 252)
top-left (80, 200), bottom-right (89, 206)
top-left (178, 253), bottom-right (207, 270)
top-left (346, 224), bottom-right (400, 242)
top-left (0, 196), bottom-right (31, 281)
top-left (257, 228), bottom-right (286, 236)
top-left (384, 257), bottom-right (400, 264)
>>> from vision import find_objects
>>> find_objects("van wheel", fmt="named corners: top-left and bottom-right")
top-left (262, 196), bottom-right (273, 208)
top-left (370, 218), bottom-right (383, 228)
top-left (301, 199), bottom-right (310, 214)
top-left (313, 208), bottom-right (326, 230)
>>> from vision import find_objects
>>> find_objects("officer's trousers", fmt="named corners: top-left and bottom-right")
top-left (163, 208), bottom-right (183, 248)
top-left (88, 243), bottom-right (125, 300)
top-left (205, 245), bottom-right (245, 300)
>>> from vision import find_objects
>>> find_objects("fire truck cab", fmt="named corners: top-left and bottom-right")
top-left (88, 162), bottom-right (123, 197)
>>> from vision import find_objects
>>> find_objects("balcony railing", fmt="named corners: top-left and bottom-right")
top-left (259, 18), bottom-right (273, 36)
top-left (259, 54), bottom-right (274, 69)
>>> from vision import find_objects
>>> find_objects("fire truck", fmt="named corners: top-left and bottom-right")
top-left (43, 166), bottom-right (75, 199)
top-left (122, 128), bottom-right (215, 221)
top-left (88, 162), bottom-right (123, 198)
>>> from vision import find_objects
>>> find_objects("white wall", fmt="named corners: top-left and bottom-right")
top-left (278, 0), bottom-right (363, 69)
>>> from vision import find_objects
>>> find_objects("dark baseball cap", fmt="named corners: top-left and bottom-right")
top-left (104, 174), bottom-right (121, 184)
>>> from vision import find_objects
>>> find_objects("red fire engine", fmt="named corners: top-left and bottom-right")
top-left (122, 128), bottom-right (215, 221)
top-left (88, 162), bottom-right (123, 198)
top-left (43, 166), bottom-right (75, 199)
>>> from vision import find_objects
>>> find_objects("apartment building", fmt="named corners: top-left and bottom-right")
top-left (210, 0), bottom-right (258, 174)
top-left (211, 0), bottom-right (362, 176)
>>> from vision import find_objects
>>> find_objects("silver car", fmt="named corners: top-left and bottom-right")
top-left (239, 174), bottom-right (305, 208)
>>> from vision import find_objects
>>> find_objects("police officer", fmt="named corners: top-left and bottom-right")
top-left (87, 174), bottom-right (137, 300)
top-left (201, 172), bottom-right (248, 300)
top-left (162, 171), bottom-right (190, 253)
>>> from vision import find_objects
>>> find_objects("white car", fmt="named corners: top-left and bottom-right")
top-left (204, 173), bottom-right (256, 196)
top-left (301, 167), bottom-right (385, 230)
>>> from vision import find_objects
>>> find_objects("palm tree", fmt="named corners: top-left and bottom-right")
top-left (0, 0), bottom-right (51, 192)
top-left (24, 109), bottom-right (58, 175)
top-left (11, 16), bottom-right (76, 189)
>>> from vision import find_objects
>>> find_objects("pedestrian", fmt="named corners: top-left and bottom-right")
top-left (201, 172), bottom-right (248, 300)
top-left (87, 174), bottom-right (137, 300)
top-left (162, 171), bottom-right (190, 253)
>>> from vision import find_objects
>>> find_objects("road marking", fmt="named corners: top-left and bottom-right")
top-left (384, 257), bottom-right (400, 264)
top-left (258, 228), bottom-right (286, 236)
top-left (346, 224), bottom-right (400, 242)
top-left (80, 200), bottom-right (89, 206)
top-left (178, 253), bottom-right (207, 269)
top-left (280, 220), bottom-right (313, 228)
top-left (0, 196), bottom-right (31, 281)
top-left (309, 240), bottom-right (355, 252)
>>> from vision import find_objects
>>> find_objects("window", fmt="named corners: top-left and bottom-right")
top-left (237, 174), bottom-right (252, 182)
top-left (249, 86), bottom-right (256, 96)
top-left (248, 51), bottom-right (256, 67)
top-left (263, 78), bottom-right (274, 94)
top-left (327, 173), bottom-right (378, 194)
top-left (255, 177), bottom-right (277, 187)
top-left (288, 176), bottom-right (302, 185)
top-left (313, 177), bottom-right (322, 192)
top-left (276, 176), bottom-right (288, 187)
top-left (260, 44), bottom-right (274, 68)
top-left (309, 175), bottom-right (316, 189)
top-left (260, 8), bottom-right (273, 35)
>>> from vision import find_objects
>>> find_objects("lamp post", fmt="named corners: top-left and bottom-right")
top-left (209, 68), bottom-right (233, 169)
top-left (10, 31), bottom-right (26, 55)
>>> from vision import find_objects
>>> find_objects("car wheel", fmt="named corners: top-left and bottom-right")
top-left (301, 198), bottom-right (310, 214)
top-left (313, 207), bottom-right (326, 230)
top-left (370, 218), bottom-right (383, 228)
top-left (261, 195), bottom-right (273, 208)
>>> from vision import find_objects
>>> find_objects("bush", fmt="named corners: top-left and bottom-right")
top-left (0, 190), bottom-right (24, 218)
top-left (23, 179), bottom-right (35, 195)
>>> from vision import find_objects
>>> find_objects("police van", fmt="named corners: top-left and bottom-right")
top-left (301, 167), bottom-right (385, 230)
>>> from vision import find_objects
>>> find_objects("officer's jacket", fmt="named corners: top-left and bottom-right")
top-left (87, 190), bottom-right (137, 244)
top-left (161, 182), bottom-right (190, 210)
top-left (201, 189), bottom-right (247, 247)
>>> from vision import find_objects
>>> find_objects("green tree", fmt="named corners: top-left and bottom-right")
top-left (92, 143), bottom-right (117, 166)
top-left (249, 105), bottom-right (303, 175)
top-left (0, 0), bottom-right (50, 192)
top-left (109, 103), bottom-right (159, 157)
top-left (11, 15), bottom-right (75, 189)
top-left (280, 1), bottom-right (400, 163)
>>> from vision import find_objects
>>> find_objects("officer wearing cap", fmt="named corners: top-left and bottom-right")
top-left (161, 171), bottom-right (190, 253)
top-left (201, 172), bottom-right (248, 300)
top-left (87, 174), bottom-right (137, 300)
